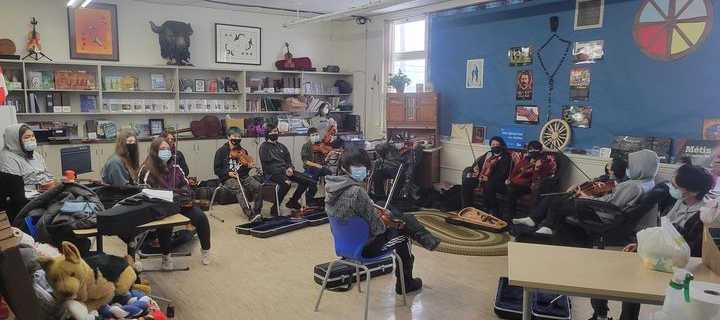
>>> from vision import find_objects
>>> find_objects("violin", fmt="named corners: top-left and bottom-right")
top-left (283, 42), bottom-right (295, 69)
top-left (479, 154), bottom-right (501, 180)
top-left (26, 18), bottom-right (41, 53)
top-left (373, 203), bottom-right (406, 229)
top-left (399, 144), bottom-right (414, 155)
top-left (572, 180), bottom-right (618, 198)
top-left (38, 178), bottom-right (101, 191)
top-left (312, 143), bottom-right (341, 156)
top-left (229, 148), bottom-right (262, 173)
top-left (322, 124), bottom-right (337, 145)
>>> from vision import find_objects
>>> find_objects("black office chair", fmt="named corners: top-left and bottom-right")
top-left (565, 183), bottom-right (670, 249)
top-left (0, 172), bottom-right (28, 223)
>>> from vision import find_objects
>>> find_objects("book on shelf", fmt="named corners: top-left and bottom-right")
top-left (46, 93), bottom-right (54, 113)
top-left (104, 76), bottom-right (122, 91)
top-left (224, 77), bottom-right (239, 92)
top-left (217, 77), bottom-right (225, 93)
top-left (41, 71), bottom-right (54, 90)
top-left (179, 78), bottom-right (193, 92)
top-left (249, 78), bottom-right (263, 92)
top-left (80, 95), bottom-right (97, 113)
top-left (55, 70), bottom-right (92, 90)
top-left (207, 79), bottom-right (217, 93)
top-left (150, 74), bottom-right (167, 91)
top-left (120, 76), bottom-right (138, 91)
top-left (103, 123), bottom-right (117, 140)
top-left (28, 71), bottom-right (42, 90)
top-left (121, 99), bottom-right (132, 112)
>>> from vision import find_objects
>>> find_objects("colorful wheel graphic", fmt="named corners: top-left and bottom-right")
top-left (633, 0), bottom-right (714, 61)
top-left (539, 119), bottom-right (571, 151)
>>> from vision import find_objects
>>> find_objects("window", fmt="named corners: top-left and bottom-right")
top-left (388, 17), bottom-right (426, 93)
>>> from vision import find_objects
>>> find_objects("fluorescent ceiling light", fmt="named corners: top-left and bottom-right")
top-left (80, 0), bottom-right (93, 8)
top-left (66, 0), bottom-right (80, 6)
top-left (284, 0), bottom-right (415, 27)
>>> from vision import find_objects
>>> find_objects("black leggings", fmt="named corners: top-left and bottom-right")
top-left (158, 206), bottom-right (211, 255)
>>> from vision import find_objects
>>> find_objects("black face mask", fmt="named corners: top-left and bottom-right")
top-left (230, 138), bottom-right (242, 147)
top-left (268, 133), bottom-right (279, 142)
top-left (126, 143), bottom-right (138, 156)
top-left (491, 146), bottom-right (503, 154)
top-left (528, 151), bottom-right (541, 159)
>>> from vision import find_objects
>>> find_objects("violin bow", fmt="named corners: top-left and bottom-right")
top-left (464, 125), bottom-right (478, 163)
top-left (383, 163), bottom-right (404, 211)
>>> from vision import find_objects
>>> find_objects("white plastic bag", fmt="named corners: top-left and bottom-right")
top-left (700, 197), bottom-right (720, 227)
top-left (636, 217), bottom-right (691, 273)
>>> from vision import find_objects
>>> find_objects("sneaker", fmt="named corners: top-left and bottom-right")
top-left (414, 231), bottom-right (441, 251)
top-left (395, 277), bottom-right (423, 294)
top-left (161, 255), bottom-right (174, 271)
top-left (249, 213), bottom-right (263, 223)
top-left (201, 250), bottom-right (210, 265)
top-left (512, 217), bottom-right (536, 227)
top-left (285, 200), bottom-right (301, 210)
top-left (535, 227), bottom-right (553, 235)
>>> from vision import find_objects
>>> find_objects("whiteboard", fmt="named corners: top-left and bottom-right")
top-left (0, 106), bottom-right (19, 148)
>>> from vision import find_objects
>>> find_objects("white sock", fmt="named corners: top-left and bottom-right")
top-left (512, 217), bottom-right (536, 227)
top-left (535, 227), bottom-right (553, 235)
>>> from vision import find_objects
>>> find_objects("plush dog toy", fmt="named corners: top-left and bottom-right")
top-left (37, 242), bottom-right (116, 312)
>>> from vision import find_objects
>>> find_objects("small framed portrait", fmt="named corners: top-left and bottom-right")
top-left (472, 126), bottom-right (486, 144)
top-left (515, 70), bottom-right (533, 100)
top-left (515, 105), bottom-right (540, 125)
top-left (149, 118), bottom-right (165, 136)
top-left (508, 46), bottom-right (533, 66)
top-left (194, 79), bottom-right (206, 92)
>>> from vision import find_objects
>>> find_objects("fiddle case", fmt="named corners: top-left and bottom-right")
top-left (290, 207), bottom-right (328, 226)
top-left (234, 216), bottom-right (309, 238)
top-left (446, 207), bottom-right (508, 233)
top-left (313, 256), bottom-right (394, 291)
top-left (494, 277), bottom-right (572, 320)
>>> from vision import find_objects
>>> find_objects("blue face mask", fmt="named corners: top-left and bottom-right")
top-left (667, 183), bottom-right (683, 200)
top-left (23, 141), bottom-right (37, 152)
top-left (159, 150), bottom-right (172, 162)
top-left (349, 166), bottom-right (368, 182)
top-left (310, 135), bottom-right (321, 144)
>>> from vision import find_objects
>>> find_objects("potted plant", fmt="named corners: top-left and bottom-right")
top-left (387, 70), bottom-right (412, 93)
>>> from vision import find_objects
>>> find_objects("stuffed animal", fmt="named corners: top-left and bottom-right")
top-left (99, 289), bottom-right (150, 319)
top-left (150, 20), bottom-right (193, 66)
top-left (37, 242), bottom-right (116, 312)
top-left (84, 254), bottom-right (137, 296)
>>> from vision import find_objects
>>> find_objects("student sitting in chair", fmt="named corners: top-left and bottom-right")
top-left (160, 131), bottom-right (190, 176)
top-left (301, 127), bottom-right (336, 206)
top-left (325, 147), bottom-right (441, 294)
top-left (259, 124), bottom-right (312, 215)
top-left (485, 140), bottom-right (551, 220)
top-left (101, 130), bottom-right (140, 186)
top-left (513, 157), bottom-right (627, 229)
top-left (461, 136), bottom-right (512, 209)
top-left (213, 126), bottom-right (263, 222)
top-left (371, 134), bottom-right (423, 199)
top-left (534, 149), bottom-right (659, 235)
top-left (588, 157), bottom-right (713, 320)
top-left (138, 137), bottom-right (212, 268)
top-left (0, 123), bottom-right (54, 191)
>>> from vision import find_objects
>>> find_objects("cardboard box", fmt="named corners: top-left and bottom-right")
top-left (702, 226), bottom-right (720, 275)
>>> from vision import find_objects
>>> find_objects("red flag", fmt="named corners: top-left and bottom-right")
top-left (0, 66), bottom-right (7, 105)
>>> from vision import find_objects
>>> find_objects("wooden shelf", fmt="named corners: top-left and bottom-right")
top-left (26, 89), bottom-right (98, 93)
top-left (179, 91), bottom-right (241, 95)
top-left (102, 90), bottom-right (176, 94)
top-left (246, 92), bottom-right (298, 96)
top-left (17, 113), bottom-right (101, 116)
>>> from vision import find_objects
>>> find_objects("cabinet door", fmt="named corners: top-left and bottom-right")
top-left (193, 140), bottom-right (218, 181)
top-left (41, 144), bottom-right (63, 178)
top-left (386, 94), bottom-right (407, 123)
top-left (292, 136), bottom-right (308, 171)
top-left (405, 95), bottom-right (417, 122)
top-left (86, 143), bottom-right (115, 180)
top-left (416, 93), bottom-right (438, 123)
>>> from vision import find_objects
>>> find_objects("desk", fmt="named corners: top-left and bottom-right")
top-left (508, 242), bottom-right (720, 320)
top-left (73, 214), bottom-right (190, 252)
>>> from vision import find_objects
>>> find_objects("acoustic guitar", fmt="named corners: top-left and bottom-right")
top-left (175, 115), bottom-right (222, 138)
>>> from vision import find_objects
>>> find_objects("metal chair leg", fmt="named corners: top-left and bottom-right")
top-left (393, 252), bottom-right (407, 305)
top-left (208, 186), bottom-right (224, 222)
top-left (362, 265), bottom-right (371, 320)
top-left (314, 260), bottom-right (338, 311)
top-left (355, 266), bottom-right (362, 293)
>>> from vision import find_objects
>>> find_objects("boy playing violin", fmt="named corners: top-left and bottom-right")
top-left (213, 126), bottom-right (263, 222)
top-left (301, 127), bottom-right (336, 206)
top-left (371, 134), bottom-right (423, 199)
top-left (461, 136), bottom-right (512, 209)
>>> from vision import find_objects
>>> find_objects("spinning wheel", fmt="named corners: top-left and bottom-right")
top-left (539, 119), bottom-right (571, 151)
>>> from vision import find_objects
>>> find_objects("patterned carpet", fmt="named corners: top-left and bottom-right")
top-left (413, 210), bottom-right (511, 256)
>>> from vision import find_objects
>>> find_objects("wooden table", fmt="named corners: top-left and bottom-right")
top-left (74, 214), bottom-right (190, 252)
top-left (508, 242), bottom-right (720, 320)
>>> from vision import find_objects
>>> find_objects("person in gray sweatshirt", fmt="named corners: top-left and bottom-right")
top-left (0, 123), bottom-right (54, 191)
top-left (534, 149), bottom-right (660, 235)
top-left (325, 147), bottom-right (440, 294)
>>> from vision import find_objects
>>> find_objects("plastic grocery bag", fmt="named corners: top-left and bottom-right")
top-left (636, 217), bottom-right (690, 273)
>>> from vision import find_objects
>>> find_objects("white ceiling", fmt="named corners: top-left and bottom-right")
top-left (130, 0), bottom-right (450, 18)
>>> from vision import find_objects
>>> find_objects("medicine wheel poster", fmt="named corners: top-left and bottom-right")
top-left (633, 0), bottom-right (714, 61)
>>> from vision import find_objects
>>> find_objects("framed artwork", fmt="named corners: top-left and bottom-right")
top-left (215, 23), bottom-right (261, 65)
top-left (515, 70), bottom-right (533, 100)
top-left (150, 74), bottom-right (166, 91)
top-left (472, 126), bottom-right (486, 144)
top-left (515, 105), bottom-right (540, 125)
top-left (466, 59), bottom-right (484, 89)
top-left (562, 106), bottom-right (593, 128)
top-left (508, 46), bottom-right (532, 66)
top-left (194, 79), bottom-right (205, 92)
top-left (703, 118), bottom-right (720, 140)
top-left (575, 0), bottom-right (604, 30)
top-left (573, 40), bottom-right (605, 64)
top-left (149, 119), bottom-right (165, 136)
top-left (67, 3), bottom-right (119, 61)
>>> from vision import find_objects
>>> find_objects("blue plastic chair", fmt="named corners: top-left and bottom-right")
top-left (314, 216), bottom-right (406, 320)
top-left (24, 216), bottom-right (37, 239)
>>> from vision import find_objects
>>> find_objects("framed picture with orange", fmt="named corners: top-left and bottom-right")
top-left (68, 3), bottom-right (119, 60)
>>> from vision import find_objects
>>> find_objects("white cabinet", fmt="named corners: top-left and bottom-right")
top-left (39, 144), bottom-right (64, 178)
top-left (292, 136), bottom-right (308, 171)
top-left (88, 143), bottom-right (116, 180)
top-left (182, 139), bottom-right (217, 181)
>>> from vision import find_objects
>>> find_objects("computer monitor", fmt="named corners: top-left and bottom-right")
top-left (60, 145), bottom-right (92, 175)
top-left (0, 172), bottom-right (27, 223)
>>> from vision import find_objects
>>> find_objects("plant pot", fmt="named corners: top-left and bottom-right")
top-left (394, 86), bottom-right (405, 93)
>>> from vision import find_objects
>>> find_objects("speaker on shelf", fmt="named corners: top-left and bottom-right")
top-left (343, 115), bottom-right (361, 132)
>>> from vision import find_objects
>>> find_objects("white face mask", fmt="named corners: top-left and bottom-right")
top-left (394, 142), bottom-right (405, 150)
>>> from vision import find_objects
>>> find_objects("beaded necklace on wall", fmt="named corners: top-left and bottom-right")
top-left (536, 34), bottom-right (571, 121)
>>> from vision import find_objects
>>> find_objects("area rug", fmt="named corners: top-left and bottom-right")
top-left (412, 210), bottom-right (510, 256)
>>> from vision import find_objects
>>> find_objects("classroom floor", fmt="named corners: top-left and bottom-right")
top-left (98, 202), bottom-right (661, 320)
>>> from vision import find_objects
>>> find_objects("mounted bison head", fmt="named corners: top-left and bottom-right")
top-left (150, 20), bottom-right (193, 66)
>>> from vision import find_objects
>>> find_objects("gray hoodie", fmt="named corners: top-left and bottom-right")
top-left (593, 149), bottom-right (659, 223)
top-left (0, 123), bottom-right (54, 190)
top-left (325, 175), bottom-right (386, 242)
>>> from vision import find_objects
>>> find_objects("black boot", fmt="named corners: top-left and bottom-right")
top-left (395, 255), bottom-right (422, 294)
top-left (413, 230), bottom-right (441, 251)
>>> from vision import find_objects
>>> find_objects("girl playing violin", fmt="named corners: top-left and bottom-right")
top-left (213, 126), bottom-right (263, 222)
top-left (324, 147), bottom-right (440, 295)
top-left (461, 136), bottom-right (512, 209)
top-left (300, 127), bottom-right (335, 206)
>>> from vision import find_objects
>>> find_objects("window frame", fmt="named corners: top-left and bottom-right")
top-left (386, 15), bottom-right (428, 92)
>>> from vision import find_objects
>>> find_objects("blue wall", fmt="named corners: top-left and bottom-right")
top-left (429, 0), bottom-right (720, 150)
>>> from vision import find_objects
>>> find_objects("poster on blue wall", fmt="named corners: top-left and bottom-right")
top-left (501, 126), bottom-right (526, 148)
